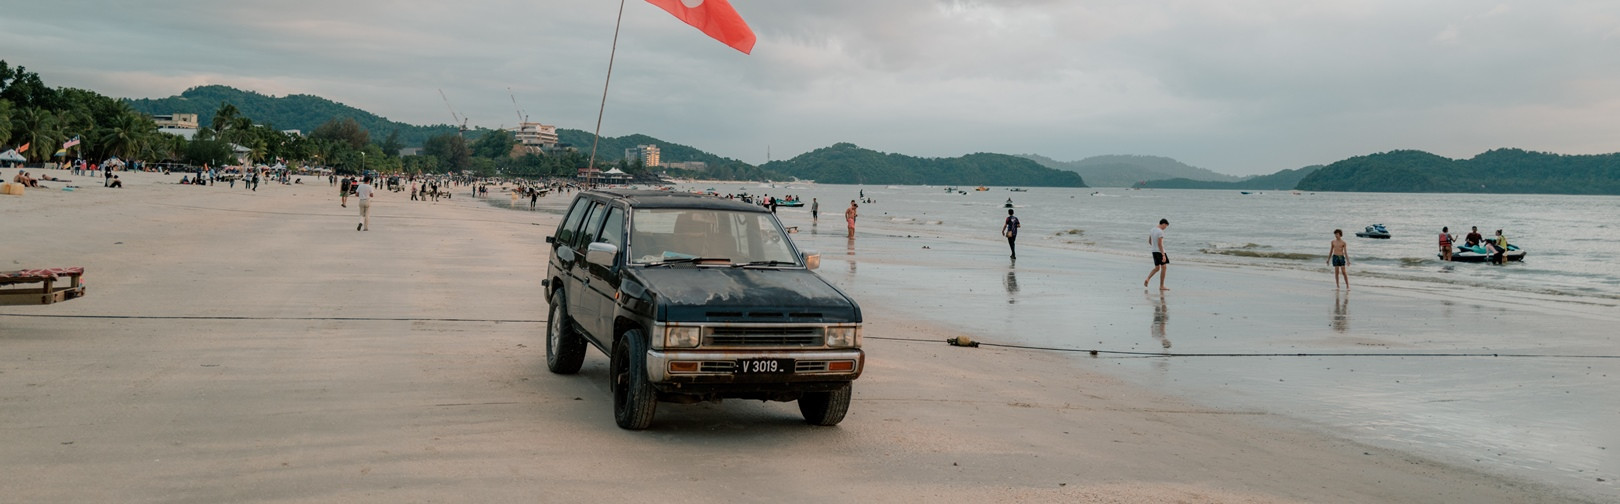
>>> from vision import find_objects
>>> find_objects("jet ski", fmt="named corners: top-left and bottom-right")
top-left (1355, 224), bottom-right (1391, 239)
top-left (1444, 243), bottom-right (1525, 263)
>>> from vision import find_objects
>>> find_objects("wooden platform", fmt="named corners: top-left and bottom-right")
top-left (0, 267), bottom-right (87, 305)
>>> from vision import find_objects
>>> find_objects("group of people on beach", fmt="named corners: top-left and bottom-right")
top-left (1439, 225), bottom-right (1512, 264)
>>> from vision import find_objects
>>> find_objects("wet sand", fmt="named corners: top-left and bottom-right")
top-left (0, 169), bottom-right (1604, 502)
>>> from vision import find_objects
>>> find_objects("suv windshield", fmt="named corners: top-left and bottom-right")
top-left (629, 208), bottom-right (800, 266)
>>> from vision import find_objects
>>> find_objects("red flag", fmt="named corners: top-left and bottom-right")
top-left (644, 0), bottom-right (756, 54)
top-left (16, 143), bottom-right (28, 153)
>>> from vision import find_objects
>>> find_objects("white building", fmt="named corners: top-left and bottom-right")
top-left (623, 144), bottom-right (660, 167)
top-left (152, 113), bottom-right (200, 129)
top-left (515, 122), bottom-right (559, 148)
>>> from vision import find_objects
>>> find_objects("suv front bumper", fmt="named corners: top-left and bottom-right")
top-left (646, 348), bottom-right (864, 385)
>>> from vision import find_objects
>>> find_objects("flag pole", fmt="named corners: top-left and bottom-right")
top-left (587, 0), bottom-right (628, 189)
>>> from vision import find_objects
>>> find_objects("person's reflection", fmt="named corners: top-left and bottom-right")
top-left (1150, 291), bottom-right (1171, 350)
top-left (845, 236), bottom-right (857, 275)
top-left (1003, 268), bottom-right (1020, 304)
top-left (1332, 290), bottom-right (1349, 333)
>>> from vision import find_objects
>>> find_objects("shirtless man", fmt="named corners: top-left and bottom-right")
top-left (1328, 229), bottom-right (1350, 290)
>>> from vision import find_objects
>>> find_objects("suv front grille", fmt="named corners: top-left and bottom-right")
top-left (706, 327), bottom-right (822, 347)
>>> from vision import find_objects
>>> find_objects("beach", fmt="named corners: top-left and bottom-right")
top-left (1, 169), bottom-right (1609, 503)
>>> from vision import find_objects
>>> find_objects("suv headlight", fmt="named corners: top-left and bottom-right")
top-left (825, 326), bottom-right (861, 348)
top-left (664, 325), bottom-right (701, 349)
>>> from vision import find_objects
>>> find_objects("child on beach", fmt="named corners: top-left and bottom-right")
top-left (1328, 229), bottom-right (1349, 290)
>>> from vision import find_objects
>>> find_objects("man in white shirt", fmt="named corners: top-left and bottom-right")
top-left (1144, 218), bottom-right (1169, 290)
top-left (356, 176), bottom-right (375, 231)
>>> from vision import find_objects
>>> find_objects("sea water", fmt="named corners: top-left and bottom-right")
top-left (732, 184), bottom-right (1620, 301)
top-left (676, 182), bottom-right (1620, 499)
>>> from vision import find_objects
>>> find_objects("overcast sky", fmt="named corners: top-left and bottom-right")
top-left (4, 0), bottom-right (1619, 175)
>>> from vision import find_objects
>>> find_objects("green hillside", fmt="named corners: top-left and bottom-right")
top-left (125, 85), bottom-right (458, 146)
top-left (1295, 149), bottom-right (1620, 194)
top-left (1137, 165), bottom-right (1323, 190)
top-left (765, 143), bottom-right (1086, 187)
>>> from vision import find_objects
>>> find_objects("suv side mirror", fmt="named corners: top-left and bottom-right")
top-left (586, 242), bottom-right (619, 267)
top-left (545, 236), bottom-right (555, 244)
top-left (801, 251), bottom-right (821, 270)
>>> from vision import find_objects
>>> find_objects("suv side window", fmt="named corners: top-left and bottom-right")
top-left (578, 202), bottom-right (609, 246)
top-left (599, 206), bottom-right (626, 250)
top-left (556, 197), bottom-right (592, 246)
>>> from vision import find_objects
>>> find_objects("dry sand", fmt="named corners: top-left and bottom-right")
top-left (0, 168), bottom-right (1597, 502)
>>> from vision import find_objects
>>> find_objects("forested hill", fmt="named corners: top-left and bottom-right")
top-left (764, 143), bottom-right (1086, 187)
top-left (1137, 165), bottom-right (1323, 190)
top-left (1022, 154), bottom-right (1239, 187)
top-left (1295, 149), bottom-right (1620, 194)
top-left (125, 85), bottom-right (456, 146)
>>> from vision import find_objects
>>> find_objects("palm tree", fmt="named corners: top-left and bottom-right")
top-left (96, 108), bottom-right (155, 161)
top-left (11, 107), bottom-right (62, 163)
top-left (0, 99), bottom-right (14, 146)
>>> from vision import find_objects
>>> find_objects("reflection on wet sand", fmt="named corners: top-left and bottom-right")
top-left (1150, 291), bottom-right (1171, 350)
top-left (1332, 290), bottom-right (1349, 333)
top-left (1003, 267), bottom-right (1019, 304)
top-left (845, 236), bottom-right (857, 275)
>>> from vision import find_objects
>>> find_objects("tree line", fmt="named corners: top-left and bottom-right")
top-left (0, 60), bottom-right (610, 178)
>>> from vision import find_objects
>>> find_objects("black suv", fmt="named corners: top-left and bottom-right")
top-left (543, 190), bottom-right (864, 429)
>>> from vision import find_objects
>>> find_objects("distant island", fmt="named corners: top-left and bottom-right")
top-left (1135, 165), bottom-right (1323, 190)
top-left (1022, 154), bottom-right (1239, 188)
top-left (762, 143), bottom-right (1086, 187)
top-left (1296, 149), bottom-right (1620, 195)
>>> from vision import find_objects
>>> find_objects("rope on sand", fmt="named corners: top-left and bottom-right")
top-left (0, 313), bottom-right (542, 323)
top-left (869, 335), bottom-right (1620, 359)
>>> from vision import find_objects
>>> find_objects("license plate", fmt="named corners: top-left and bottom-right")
top-left (736, 358), bottom-right (793, 374)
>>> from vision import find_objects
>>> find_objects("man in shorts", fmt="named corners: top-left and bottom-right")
top-left (1144, 219), bottom-right (1169, 290)
top-left (1328, 229), bottom-right (1349, 290)
top-left (340, 176), bottom-right (352, 207)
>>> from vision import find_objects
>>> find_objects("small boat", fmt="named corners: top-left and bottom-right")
top-left (1240, 191), bottom-right (1252, 195)
top-left (1443, 243), bottom-right (1526, 263)
top-left (974, 186), bottom-right (989, 191)
top-left (1008, 188), bottom-right (1027, 192)
top-left (772, 198), bottom-right (804, 207)
top-left (1355, 224), bottom-right (1391, 239)
top-left (1004, 198), bottom-right (1014, 208)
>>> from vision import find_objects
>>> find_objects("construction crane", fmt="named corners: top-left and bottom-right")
top-left (438, 88), bottom-right (469, 137)
top-left (508, 87), bottom-right (528, 125)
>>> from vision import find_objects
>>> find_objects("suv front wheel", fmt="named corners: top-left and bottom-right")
top-left (612, 329), bottom-right (658, 430)
top-left (798, 383), bottom-right (852, 426)
top-left (546, 290), bottom-right (587, 374)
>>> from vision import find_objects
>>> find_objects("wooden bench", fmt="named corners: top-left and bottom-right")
top-left (0, 267), bottom-right (87, 305)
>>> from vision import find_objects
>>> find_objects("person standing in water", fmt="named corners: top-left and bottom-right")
top-left (844, 201), bottom-right (858, 238)
top-left (1328, 229), bottom-right (1350, 290)
top-left (1438, 226), bottom-right (1455, 262)
top-left (1144, 219), bottom-right (1169, 290)
top-left (1002, 208), bottom-right (1020, 259)
top-left (811, 198), bottom-right (819, 221)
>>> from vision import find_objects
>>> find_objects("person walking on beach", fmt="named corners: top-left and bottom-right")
top-left (1002, 208), bottom-right (1021, 259)
top-left (340, 176), bottom-right (352, 207)
top-left (1144, 219), bottom-right (1169, 290)
top-left (845, 201), bottom-right (859, 238)
top-left (811, 198), bottom-right (820, 221)
top-left (355, 176), bottom-right (374, 231)
top-left (1328, 229), bottom-right (1350, 290)
top-left (1438, 226), bottom-right (1455, 262)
